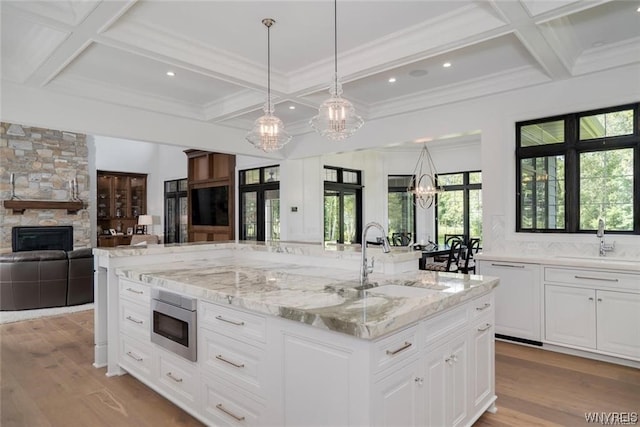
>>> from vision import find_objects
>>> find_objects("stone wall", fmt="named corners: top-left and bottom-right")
top-left (0, 122), bottom-right (91, 251)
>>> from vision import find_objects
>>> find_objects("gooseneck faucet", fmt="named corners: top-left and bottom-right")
top-left (360, 222), bottom-right (391, 286)
top-left (597, 218), bottom-right (615, 256)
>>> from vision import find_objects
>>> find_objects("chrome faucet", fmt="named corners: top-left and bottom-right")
top-left (360, 222), bottom-right (391, 286)
top-left (597, 218), bottom-right (615, 256)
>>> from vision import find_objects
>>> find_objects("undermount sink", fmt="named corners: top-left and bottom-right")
top-left (365, 285), bottom-right (441, 298)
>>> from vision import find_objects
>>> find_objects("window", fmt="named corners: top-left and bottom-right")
top-left (388, 176), bottom-right (416, 244)
top-left (239, 166), bottom-right (280, 241)
top-left (435, 171), bottom-right (482, 244)
top-left (164, 178), bottom-right (188, 244)
top-left (516, 103), bottom-right (639, 234)
top-left (324, 166), bottom-right (362, 244)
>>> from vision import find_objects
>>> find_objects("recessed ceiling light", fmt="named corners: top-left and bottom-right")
top-left (388, 77), bottom-right (397, 83)
top-left (443, 62), bottom-right (452, 68)
top-left (289, 105), bottom-right (296, 110)
top-left (637, 6), bottom-right (640, 12)
top-left (409, 69), bottom-right (428, 77)
top-left (166, 71), bottom-right (176, 77)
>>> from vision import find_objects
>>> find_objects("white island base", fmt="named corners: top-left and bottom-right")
top-left (118, 275), bottom-right (496, 427)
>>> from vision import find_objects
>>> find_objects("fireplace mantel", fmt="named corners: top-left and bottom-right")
top-left (3, 200), bottom-right (84, 214)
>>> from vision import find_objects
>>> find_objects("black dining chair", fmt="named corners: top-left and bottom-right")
top-left (424, 239), bottom-right (462, 273)
top-left (458, 238), bottom-right (481, 274)
top-left (392, 232), bottom-right (412, 246)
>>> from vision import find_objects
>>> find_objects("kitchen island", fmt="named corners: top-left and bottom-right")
top-left (96, 242), bottom-right (499, 426)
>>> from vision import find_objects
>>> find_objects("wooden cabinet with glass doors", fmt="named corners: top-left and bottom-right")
top-left (97, 171), bottom-right (147, 247)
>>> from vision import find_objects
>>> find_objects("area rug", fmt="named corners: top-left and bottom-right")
top-left (0, 303), bottom-right (94, 324)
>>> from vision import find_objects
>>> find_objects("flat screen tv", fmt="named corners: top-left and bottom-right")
top-left (191, 186), bottom-right (229, 226)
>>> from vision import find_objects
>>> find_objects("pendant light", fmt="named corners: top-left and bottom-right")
top-left (407, 143), bottom-right (444, 209)
top-left (246, 18), bottom-right (291, 152)
top-left (310, 0), bottom-right (363, 141)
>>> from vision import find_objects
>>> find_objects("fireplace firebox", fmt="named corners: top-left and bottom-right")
top-left (11, 226), bottom-right (74, 252)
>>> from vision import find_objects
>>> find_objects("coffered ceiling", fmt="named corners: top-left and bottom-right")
top-left (2, 0), bottom-right (639, 144)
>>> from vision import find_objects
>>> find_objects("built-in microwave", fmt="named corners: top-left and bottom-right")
top-left (151, 288), bottom-right (197, 362)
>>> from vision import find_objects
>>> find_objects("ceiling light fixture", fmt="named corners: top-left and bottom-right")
top-left (388, 77), bottom-right (397, 83)
top-left (246, 18), bottom-right (291, 152)
top-left (166, 71), bottom-right (175, 77)
top-left (289, 105), bottom-right (296, 110)
top-left (310, 0), bottom-right (363, 141)
top-left (443, 62), bottom-right (452, 68)
top-left (407, 143), bottom-right (444, 209)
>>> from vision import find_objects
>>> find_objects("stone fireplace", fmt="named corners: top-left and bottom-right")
top-left (1, 122), bottom-right (91, 252)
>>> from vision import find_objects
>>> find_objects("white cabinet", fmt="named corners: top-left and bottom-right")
top-left (545, 285), bottom-right (596, 348)
top-left (370, 294), bottom-right (496, 427)
top-left (597, 290), bottom-right (640, 359)
top-left (544, 267), bottom-right (640, 361)
top-left (373, 358), bottom-right (422, 427)
top-left (478, 261), bottom-right (541, 341)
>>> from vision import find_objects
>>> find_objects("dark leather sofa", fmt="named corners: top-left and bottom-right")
top-left (0, 248), bottom-right (94, 311)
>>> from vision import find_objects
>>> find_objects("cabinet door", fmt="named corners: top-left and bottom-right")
top-left (597, 290), bottom-right (640, 360)
top-left (424, 333), bottom-right (468, 427)
top-left (372, 359), bottom-right (421, 427)
top-left (545, 285), bottom-right (596, 349)
top-left (470, 318), bottom-right (494, 413)
top-left (479, 261), bottom-right (541, 341)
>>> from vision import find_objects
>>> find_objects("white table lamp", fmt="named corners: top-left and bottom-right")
top-left (138, 215), bottom-right (153, 234)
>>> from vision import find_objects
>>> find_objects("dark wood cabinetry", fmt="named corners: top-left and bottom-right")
top-left (97, 171), bottom-right (147, 246)
top-left (185, 150), bottom-right (235, 242)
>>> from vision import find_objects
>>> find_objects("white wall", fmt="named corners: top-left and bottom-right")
top-left (92, 136), bottom-right (188, 238)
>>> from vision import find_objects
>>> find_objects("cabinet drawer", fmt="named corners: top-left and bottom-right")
top-left (200, 329), bottom-right (266, 398)
top-left (470, 293), bottom-right (494, 319)
top-left (423, 303), bottom-right (468, 345)
top-left (119, 279), bottom-right (151, 305)
top-left (373, 324), bottom-right (420, 373)
top-left (157, 349), bottom-right (199, 409)
top-left (545, 267), bottom-right (639, 292)
top-left (120, 299), bottom-right (150, 341)
top-left (200, 301), bottom-right (266, 344)
top-left (120, 335), bottom-right (155, 380)
top-left (202, 374), bottom-right (264, 427)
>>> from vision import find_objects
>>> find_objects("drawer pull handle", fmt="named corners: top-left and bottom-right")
top-left (216, 403), bottom-right (245, 421)
top-left (216, 354), bottom-right (245, 368)
top-left (126, 315), bottom-right (143, 324)
top-left (126, 287), bottom-right (144, 294)
top-left (588, 297), bottom-right (594, 301)
top-left (574, 275), bottom-right (619, 283)
top-left (477, 323), bottom-right (492, 332)
top-left (491, 263), bottom-right (525, 268)
top-left (126, 351), bottom-right (143, 362)
top-left (386, 341), bottom-right (412, 356)
top-left (166, 372), bottom-right (183, 383)
top-left (476, 303), bottom-right (491, 311)
top-left (215, 315), bottom-right (245, 326)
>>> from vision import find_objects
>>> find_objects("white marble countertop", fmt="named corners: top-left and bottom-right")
top-left (117, 255), bottom-right (498, 340)
top-left (476, 253), bottom-right (640, 273)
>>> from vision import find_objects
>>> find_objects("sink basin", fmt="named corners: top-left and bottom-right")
top-left (366, 285), bottom-right (440, 298)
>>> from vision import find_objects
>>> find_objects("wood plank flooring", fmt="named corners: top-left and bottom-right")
top-left (1, 310), bottom-right (639, 426)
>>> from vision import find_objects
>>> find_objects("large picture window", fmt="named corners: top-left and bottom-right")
top-left (435, 171), bottom-right (482, 244)
top-left (324, 166), bottom-right (362, 244)
top-left (516, 103), bottom-right (639, 234)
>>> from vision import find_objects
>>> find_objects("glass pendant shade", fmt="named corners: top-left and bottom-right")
top-left (246, 18), bottom-right (291, 152)
top-left (407, 144), bottom-right (444, 209)
top-left (247, 102), bottom-right (291, 152)
top-left (310, 0), bottom-right (363, 140)
top-left (310, 76), bottom-right (363, 141)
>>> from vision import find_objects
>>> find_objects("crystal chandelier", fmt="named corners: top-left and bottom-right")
top-left (407, 143), bottom-right (444, 209)
top-left (246, 18), bottom-right (291, 152)
top-left (310, 0), bottom-right (363, 141)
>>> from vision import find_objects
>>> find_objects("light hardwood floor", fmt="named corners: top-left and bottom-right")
top-left (1, 310), bottom-right (638, 426)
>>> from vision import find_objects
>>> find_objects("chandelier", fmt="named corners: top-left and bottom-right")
top-left (310, 0), bottom-right (363, 141)
top-left (407, 143), bottom-right (444, 209)
top-left (246, 18), bottom-right (291, 152)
